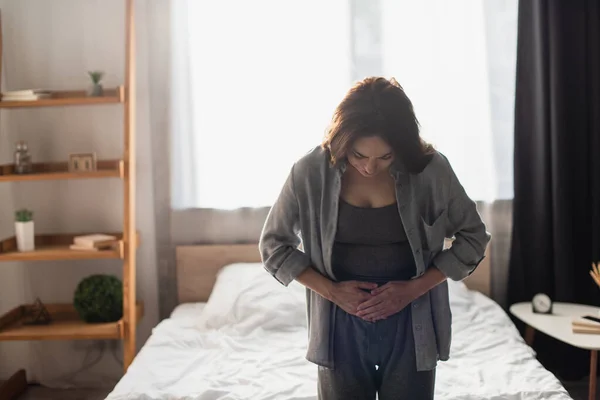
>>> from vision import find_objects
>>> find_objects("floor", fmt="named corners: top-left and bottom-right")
top-left (563, 378), bottom-right (597, 400)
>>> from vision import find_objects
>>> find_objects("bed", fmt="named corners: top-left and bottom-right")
top-left (106, 244), bottom-right (572, 400)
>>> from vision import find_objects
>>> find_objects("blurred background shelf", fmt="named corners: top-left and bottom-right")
top-left (0, 86), bottom-right (124, 108)
top-left (0, 233), bottom-right (128, 261)
top-left (0, 160), bottom-right (124, 182)
top-left (0, 302), bottom-right (144, 341)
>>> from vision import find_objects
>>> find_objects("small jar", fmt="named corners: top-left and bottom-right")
top-left (14, 141), bottom-right (32, 174)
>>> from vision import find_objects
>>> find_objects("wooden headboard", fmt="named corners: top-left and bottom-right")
top-left (176, 242), bottom-right (491, 304)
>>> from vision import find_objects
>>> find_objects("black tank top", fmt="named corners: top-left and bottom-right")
top-left (332, 198), bottom-right (416, 284)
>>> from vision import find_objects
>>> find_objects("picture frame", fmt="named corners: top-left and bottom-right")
top-left (68, 152), bottom-right (97, 172)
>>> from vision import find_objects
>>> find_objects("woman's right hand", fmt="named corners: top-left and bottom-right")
top-left (330, 281), bottom-right (378, 316)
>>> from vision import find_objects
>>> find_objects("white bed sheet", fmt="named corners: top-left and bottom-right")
top-left (107, 282), bottom-right (572, 400)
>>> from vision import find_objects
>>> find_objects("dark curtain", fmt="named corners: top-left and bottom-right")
top-left (509, 0), bottom-right (600, 380)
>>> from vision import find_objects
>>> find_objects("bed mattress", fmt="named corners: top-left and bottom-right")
top-left (106, 281), bottom-right (572, 400)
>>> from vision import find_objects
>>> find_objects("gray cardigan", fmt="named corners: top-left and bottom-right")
top-left (259, 146), bottom-right (490, 371)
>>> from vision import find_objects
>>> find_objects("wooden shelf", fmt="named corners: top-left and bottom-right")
top-left (0, 160), bottom-right (124, 182)
top-left (0, 233), bottom-right (130, 262)
top-left (0, 0), bottom-right (140, 374)
top-left (0, 302), bottom-right (144, 341)
top-left (0, 86), bottom-right (124, 108)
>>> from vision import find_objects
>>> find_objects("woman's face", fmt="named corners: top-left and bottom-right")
top-left (347, 136), bottom-right (395, 178)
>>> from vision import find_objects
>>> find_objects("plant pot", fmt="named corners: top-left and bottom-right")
top-left (88, 84), bottom-right (104, 97)
top-left (15, 221), bottom-right (35, 252)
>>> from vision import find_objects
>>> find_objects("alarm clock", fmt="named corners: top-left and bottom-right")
top-left (532, 293), bottom-right (553, 314)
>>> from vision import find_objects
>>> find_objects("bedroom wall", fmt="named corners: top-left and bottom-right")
top-left (0, 100), bottom-right (30, 380)
top-left (0, 0), bottom-right (159, 387)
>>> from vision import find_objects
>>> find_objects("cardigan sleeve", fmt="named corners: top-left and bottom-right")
top-left (432, 159), bottom-right (491, 281)
top-left (259, 164), bottom-right (312, 286)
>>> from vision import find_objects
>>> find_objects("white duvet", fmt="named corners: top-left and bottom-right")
top-left (106, 263), bottom-right (572, 400)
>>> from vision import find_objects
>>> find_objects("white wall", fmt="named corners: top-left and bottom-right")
top-left (0, 0), bottom-right (159, 388)
top-left (0, 108), bottom-right (29, 381)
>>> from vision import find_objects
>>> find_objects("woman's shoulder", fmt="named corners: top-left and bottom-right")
top-left (293, 145), bottom-right (330, 175)
top-left (418, 150), bottom-right (456, 180)
top-left (287, 146), bottom-right (333, 195)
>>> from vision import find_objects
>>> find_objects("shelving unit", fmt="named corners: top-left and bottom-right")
top-left (0, 159), bottom-right (124, 182)
top-left (0, 232), bottom-right (131, 261)
top-left (0, 303), bottom-right (144, 341)
top-left (0, 1), bottom-right (141, 397)
top-left (0, 86), bottom-right (124, 108)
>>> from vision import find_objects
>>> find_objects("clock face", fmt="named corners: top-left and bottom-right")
top-left (533, 293), bottom-right (552, 313)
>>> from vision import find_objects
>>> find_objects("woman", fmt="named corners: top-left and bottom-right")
top-left (259, 77), bottom-right (490, 400)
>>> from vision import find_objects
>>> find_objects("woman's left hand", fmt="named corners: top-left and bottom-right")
top-left (355, 280), bottom-right (423, 322)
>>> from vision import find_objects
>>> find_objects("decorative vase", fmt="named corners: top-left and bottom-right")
top-left (15, 221), bottom-right (35, 252)
top-left (88, 84), bottom-right (104, 97)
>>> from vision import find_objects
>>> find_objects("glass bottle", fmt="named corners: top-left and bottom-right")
top-left (14, 141), bottom-right (32, 174)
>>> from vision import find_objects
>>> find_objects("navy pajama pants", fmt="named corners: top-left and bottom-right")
top-left (317, 306), bottom-right (436, 400)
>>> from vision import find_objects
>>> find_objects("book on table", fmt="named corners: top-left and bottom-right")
top-left (572, 314), bottom-right (600, 334)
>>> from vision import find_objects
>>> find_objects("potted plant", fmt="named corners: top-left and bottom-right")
top-left (87, 71), bottom-right (104, 97)
top-left (15, 209), bottom-right (34, 252)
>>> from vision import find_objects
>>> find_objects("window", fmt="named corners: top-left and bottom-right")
top-left (171, 0), bottom-right (517, 209)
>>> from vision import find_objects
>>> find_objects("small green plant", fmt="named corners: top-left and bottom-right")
top-left (88, 71), bottom-right (104, 85)
top-left (15, 209), bottom-right (33, 222)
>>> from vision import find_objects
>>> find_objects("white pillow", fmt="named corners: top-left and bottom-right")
top-left (197, 262), bottom-right (262, 327)
top-left (197, 262), bottom-right (306, 333)
top-left (230, 271), bottom-right (307, 332)
top-left (170, 302), bottom-right (208, 320)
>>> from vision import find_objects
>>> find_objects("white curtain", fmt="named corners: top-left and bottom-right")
top-left (171, 0), bottom-right (517, 209)
top-left (171, 0), bottom-right (352, 209)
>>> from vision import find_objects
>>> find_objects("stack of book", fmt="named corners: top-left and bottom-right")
top-left (1, 89), bottom-right (51, 102)
top-left (572, 315), bottom-right (600, 334)
top-left (70, 234), bottom-right (117, 251)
